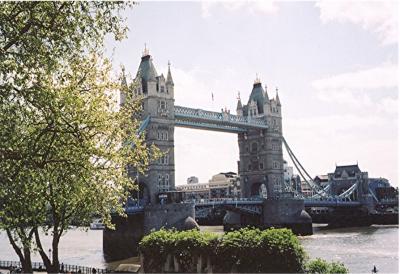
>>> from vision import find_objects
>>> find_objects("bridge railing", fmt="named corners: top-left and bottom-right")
top-left (193, 197), bottom-right (264, 205)
top-left (174, 105), bottom-right (268, 128)
top-left (0, 260), bottom-right (108, 273)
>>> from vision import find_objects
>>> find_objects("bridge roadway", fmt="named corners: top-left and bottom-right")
top-left (124, 197), bottom-right (363, 215)
top-left (174, 105), bottom-right (268, 133)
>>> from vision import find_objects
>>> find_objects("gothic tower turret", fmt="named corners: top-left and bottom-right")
top-left (166, 61), bottom-right (174, 98)
top-left (132, 48), bottom-right (176, 204)
top-left (238, 78), bottom-right (284, 198)
top-left (236, 95), bottom-right (243, 116)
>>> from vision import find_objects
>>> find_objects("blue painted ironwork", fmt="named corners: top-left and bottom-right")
top-left (138, 115), bottom-right (150, 134)
top-left (193, 197), bottom-right (363, 210)
top-left (174, 119), bottom-right (247, 133)
top-left (174, 105), bottom-right (268, 132)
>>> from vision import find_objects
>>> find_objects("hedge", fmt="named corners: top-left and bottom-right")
top-left (139, 227), bottom-right (326, 273)
top-left (306, 258), bottom-right (348, 274)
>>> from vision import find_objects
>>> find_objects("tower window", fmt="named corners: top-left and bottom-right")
top-left (259, 162), bottom-right (264, 170)
top-left (251, 142), bottom-right (258, 153)
top-left (157, 130), bottom-right (168, 140)
top-left (158, 174), bottom-right (170, 192)
top-left (160, 86), bottom-right (165, 93)
top-left (159, 154), bottom-right (169, 165)
top-left (159, 100), bottom-right (167, 110)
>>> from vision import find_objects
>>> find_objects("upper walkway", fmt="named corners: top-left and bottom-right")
top-left (174, 105), bottom-right (268, 133)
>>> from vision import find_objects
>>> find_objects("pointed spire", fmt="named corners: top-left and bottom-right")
top-left (236, 91), bottom-right (242, 110)
top-left (264, 84), bottom-right (269, 101)
top-left (254, 73), bottom-right (261, 84)
top-left (166, 60), bottom-right (174, 85)
top-left (137, 46), bottom-right (157, 82)
top-left (142, 43), bottom-right (149, 57)
top-left (275, 87), bottom-right (281, 106)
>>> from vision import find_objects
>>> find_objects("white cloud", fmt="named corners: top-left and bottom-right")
top-left (311, 64), bottom-right (398, 115)
top-left (315, 0), bottom-right (398, 45)
top-left (312, 63), bottom-right (398, 90)
top-left (284, 113), bottom-right (398, 186)
top-left (201, 0), bottom-right (279, 18)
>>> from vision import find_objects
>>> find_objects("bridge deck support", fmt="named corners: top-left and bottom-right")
top-left (103, 203), bottom-right (197, 261)
top-left (224, 198), bottom-right (313, 236)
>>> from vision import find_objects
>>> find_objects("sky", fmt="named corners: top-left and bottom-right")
top-left (106, 0), bottom-right (399, 186)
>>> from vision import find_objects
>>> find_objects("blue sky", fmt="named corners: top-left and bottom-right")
top-left (106, 1), bottom-right (398, 186)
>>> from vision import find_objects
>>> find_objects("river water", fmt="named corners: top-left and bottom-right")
top-left (0, 225), bottom-right (398, 273)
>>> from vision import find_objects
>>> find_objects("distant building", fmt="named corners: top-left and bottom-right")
top-left (283, 160), bottom-right (293, 184)
top-left (300, 181), bottom-right (313, 197)
top-left (176, 182), bottom-right (210, 200)
top-left (187, 176), bottom-right (199, 184)
top-left (176, 172), bottom-right (241, 200)
top-left (283, 160), bottom-right (302, 193)
top-left (328, 164), bottom-right (368, 196)
top-left (209, 172), bottom-right (241, 199)
top-left (314, 175), bottom-right (329, 188)
top-left (368, 177), bottom-right (397, 201)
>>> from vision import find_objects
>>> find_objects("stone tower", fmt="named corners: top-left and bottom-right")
top-left (237, 78), bottom-right (284, 198)
top-left (133, 49), bottom-right (175, 204)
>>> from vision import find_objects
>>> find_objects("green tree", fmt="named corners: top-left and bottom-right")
top-left (0, 2), bottom-right (158, 272)
top-left (306, 258), bottom-right (349, 274)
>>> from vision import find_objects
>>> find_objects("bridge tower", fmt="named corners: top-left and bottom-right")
top-left (237, 78), bottom-right (284, 198)
top-left (132, 49), bottom-right (176, 204)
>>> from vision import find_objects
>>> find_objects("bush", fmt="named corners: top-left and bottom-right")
top-left (138, 229), bottom-right (176, 272)
top-left (139, 229), bottom-right (217, 272)
top-left (172, 229), bottom-right (217, 272)
top-left (306, 258), bottom-right (349, 274)
top-left (139, 227), bottom-right (310, 273)
top-left (214, 227), bottom-right (306, 273)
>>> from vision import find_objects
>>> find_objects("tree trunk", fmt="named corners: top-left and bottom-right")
top-left (22, 247), bottom-right (33, 273)
top-left (51, 235), bottom-right (60, 273)
top-left (34, 228), bottom-right (52, 271)
top-left (5, 228), bottom-right (33, 273)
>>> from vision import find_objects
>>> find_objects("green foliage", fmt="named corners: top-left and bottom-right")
top-left (306, 258), bottom-right (349, 274)
top-left (139, 229), bottom-right (217, 272)
top-left (139, 228), bottom-right (308, 273)
top-left (0, 1), bottom-right (161, 272)
top-left (215, 227), bottom-right (306, 273)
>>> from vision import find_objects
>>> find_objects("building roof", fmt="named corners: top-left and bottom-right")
top-left (314, 175), bottom-right (329, 181)
top-left (220, 171), bottom-right (237, 177)
top-left (333, 164), bottom-right (361, 177)
top-left (136, 54), bottom-right (158, 82)
top-left (247, 82), bottom-right (265, 114)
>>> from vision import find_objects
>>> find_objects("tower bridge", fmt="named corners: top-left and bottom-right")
top-left (127, 50), bottom-right (288, 204)
top-left (103, 50), bottom-right (397, 261)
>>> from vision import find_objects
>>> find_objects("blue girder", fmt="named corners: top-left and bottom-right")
top-left (138, 115), bottom-right (150, 134)
top-left (174, 105), bottom-right (268, 132)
